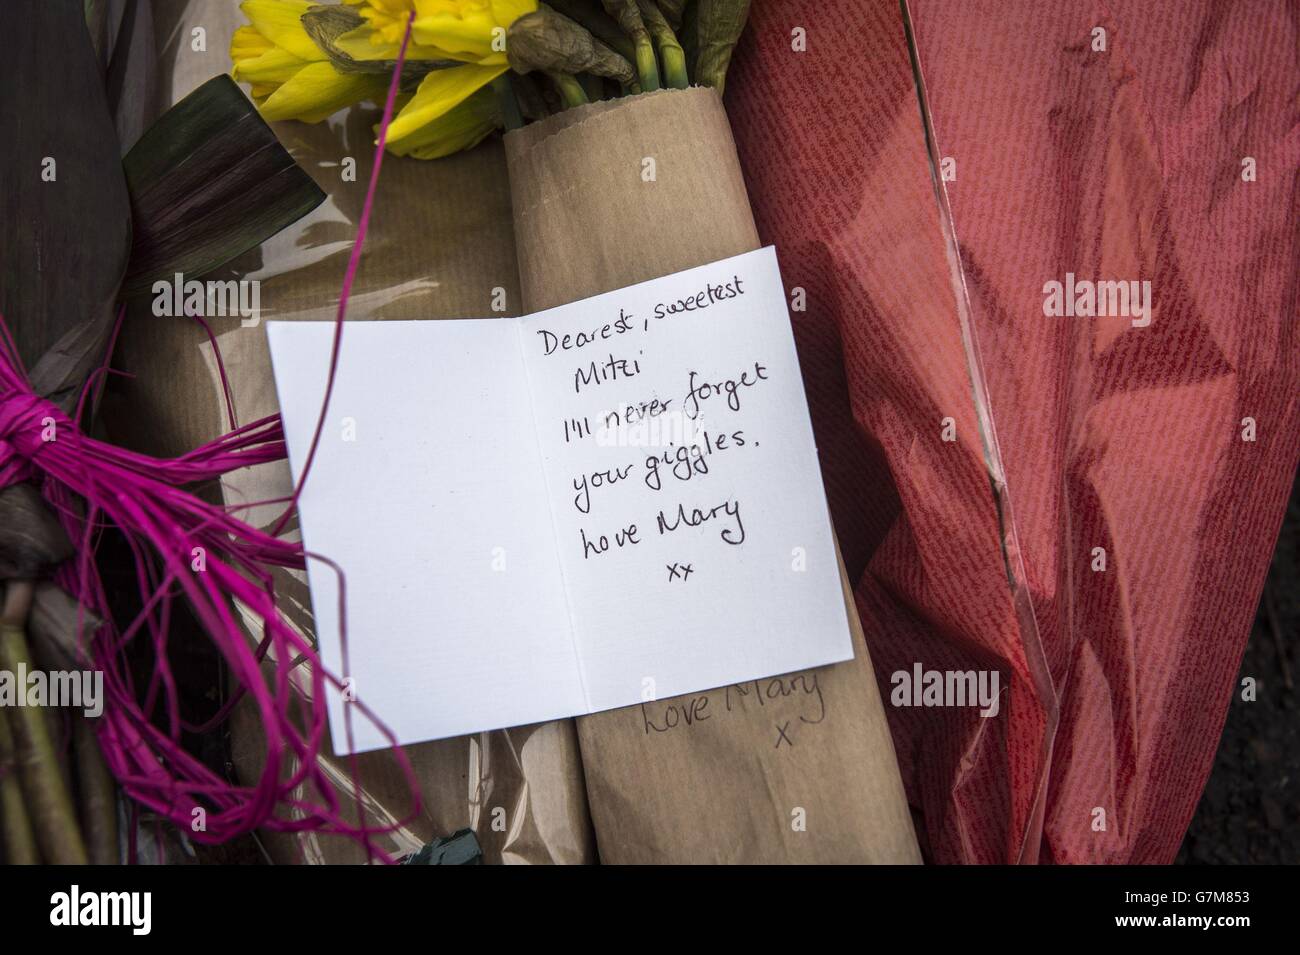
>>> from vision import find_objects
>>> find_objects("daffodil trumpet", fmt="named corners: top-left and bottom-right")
top-left (301, 3), bottom-right (463, 88)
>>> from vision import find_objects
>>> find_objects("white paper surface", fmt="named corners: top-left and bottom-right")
top-left (267, 247), bottom-right (852, 753)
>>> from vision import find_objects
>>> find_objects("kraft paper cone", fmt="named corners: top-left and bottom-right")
top-left (99, 0), bottom-right (595, 865)
top-left (505, 88), bottom-right (921, 863)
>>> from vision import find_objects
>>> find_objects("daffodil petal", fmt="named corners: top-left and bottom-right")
top-left (385, 63), bottom-right (505, 145)
top-left (230, 24), bottom-right (275, 61)
top-left (384, 86), bottom-right (499, 160)
top-left (240, 0), bottom-right (325, 61)
top-left (233, 45), bottom-right (315, 86)
top-left (259, 61), bottom-right (388, 123)
top-left (412, 11), bottom-right (500, 60)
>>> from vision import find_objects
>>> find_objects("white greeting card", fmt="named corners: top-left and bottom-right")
top-left (267, 247), bottom-right (852, 752)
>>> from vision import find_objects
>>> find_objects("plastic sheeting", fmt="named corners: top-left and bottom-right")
top-left (727, 0), bottom-right (1298, 862)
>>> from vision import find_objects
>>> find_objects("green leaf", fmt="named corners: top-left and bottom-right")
top-left (120, 74), bottom-right (326, 298)
top-left (0, 0), bottom-right (130, 388)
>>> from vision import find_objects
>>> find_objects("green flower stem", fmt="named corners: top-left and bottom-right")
top-left (75, 715), bottom-right (118, 865)
top-left (637, 1), bottom-right (688, 89)
top-left (657, 43), bottom-right (688, 89)
top-left (549, 72), bottom-right (590, 109)
top-left (634, 35), bottom-right (661, 91)
top-left (0, 583), bottom-right (87, 865)
top-left (0, 708), bottom-right (38, 864)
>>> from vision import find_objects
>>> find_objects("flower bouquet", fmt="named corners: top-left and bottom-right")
top-left (205, 0), bottom-right (921, 863)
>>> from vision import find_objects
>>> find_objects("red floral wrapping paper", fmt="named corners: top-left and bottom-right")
top-left (727, 0), bottom-right (1299, 863)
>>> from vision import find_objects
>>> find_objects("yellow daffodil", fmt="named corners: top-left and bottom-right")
top-left (384, 63), bottom-right (506, 153)
top-left (343, 1), bottom-right (535, 157)
top-left (383, 86), bottom-right (500, 160)
top-left (231, 0), bottom-right (533, 159)
top-left (231, 0), bottom-right (387, 123)
top-left (338, 0), bottom-right (536, 65)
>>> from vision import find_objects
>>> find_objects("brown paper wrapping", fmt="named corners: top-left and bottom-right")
top-left (505, 88), bottom-right (921, 863)
top-left (98, 0), bottom-right (595, 865)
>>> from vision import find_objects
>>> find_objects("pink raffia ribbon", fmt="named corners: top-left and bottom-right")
top-left (0, 12), bottom-right (421, 861)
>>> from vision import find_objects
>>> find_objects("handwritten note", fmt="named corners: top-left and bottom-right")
top-left (268, 247), bottom-right (852, 753)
